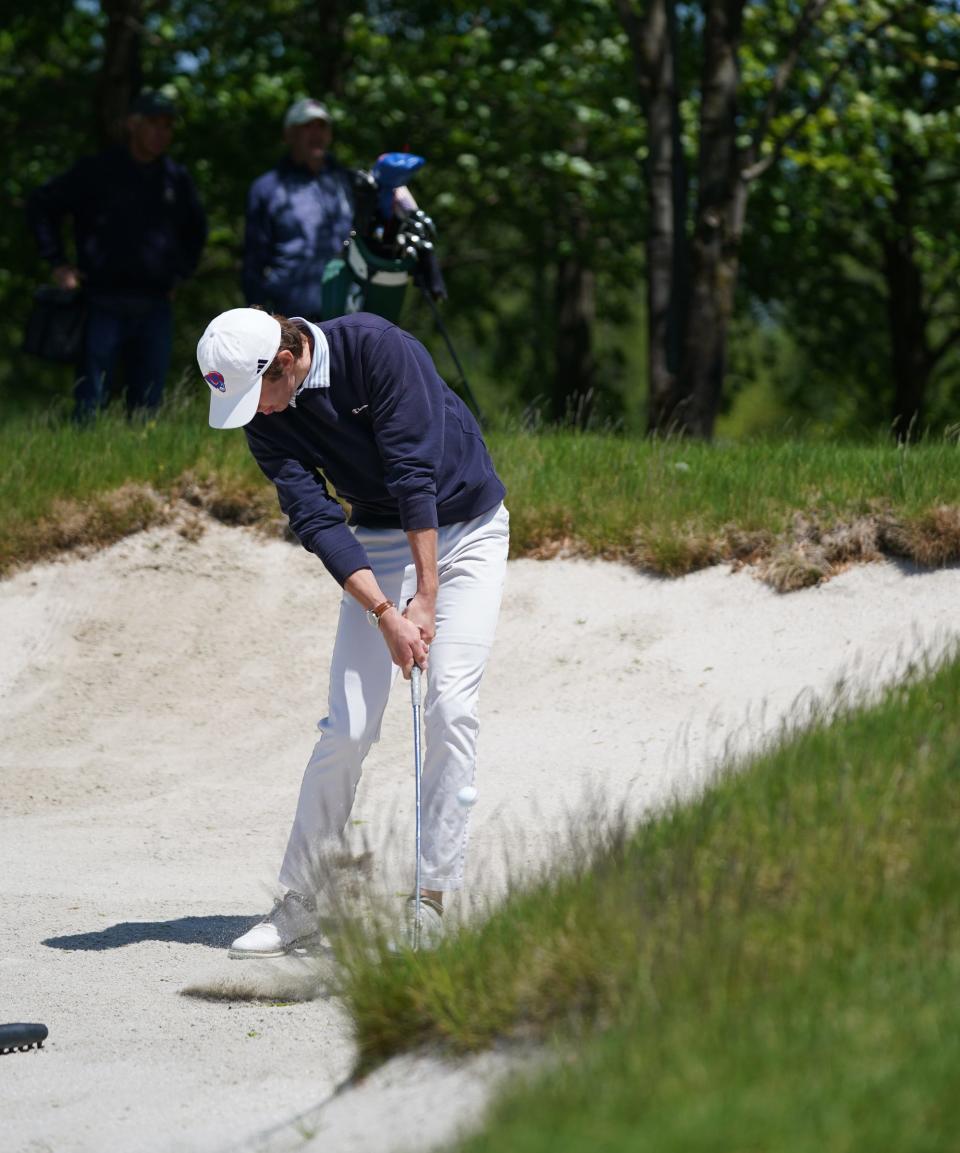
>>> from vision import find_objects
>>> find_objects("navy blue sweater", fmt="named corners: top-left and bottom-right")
top-left (244, 314), bottom-right (506, 585)
top-left (27, 147), bottom-right (207, 298)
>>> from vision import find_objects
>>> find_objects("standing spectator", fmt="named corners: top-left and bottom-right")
top-left (242, 98), bottom-right (354, 319)
top-left (27, 89), bottom-right (207, 422)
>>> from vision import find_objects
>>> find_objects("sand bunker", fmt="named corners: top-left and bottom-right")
top-left (2, 523), bottom-right (958, 1151)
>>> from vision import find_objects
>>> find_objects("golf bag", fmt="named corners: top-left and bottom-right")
top-left (323, 152), bottom-right (482, 422)
top-left (321, 152), bottom-right (446, 324)
top-left (321, 233), bottom-right (414, 323)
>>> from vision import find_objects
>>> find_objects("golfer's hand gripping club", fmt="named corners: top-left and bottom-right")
top-left (378, 607), bottom-right (429, 679)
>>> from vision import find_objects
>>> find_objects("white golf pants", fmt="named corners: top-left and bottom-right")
top-left (279, 502), bottom-right (509, 895)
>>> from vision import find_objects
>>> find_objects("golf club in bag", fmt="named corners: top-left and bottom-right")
top-left (322, 152), bottom-right (484, 424)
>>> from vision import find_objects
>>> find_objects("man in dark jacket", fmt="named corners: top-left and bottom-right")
top-left (196, 306), bottom-right (509, 955)
top-left (28, 90), bottom-right (207, 421)
top-left (242, 98), bottom-right (354, 319)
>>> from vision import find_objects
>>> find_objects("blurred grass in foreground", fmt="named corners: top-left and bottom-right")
top-left (2, 397), bottom-right (960, 581)
top-left (339, 650), bottom-right (960, 1152)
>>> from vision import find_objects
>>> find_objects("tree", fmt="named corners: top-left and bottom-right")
top-left (742, 0), bottom-right (960, 434)
top-left (618, 0), bottom-right (901, 438)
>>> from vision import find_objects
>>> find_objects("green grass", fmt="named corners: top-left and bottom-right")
top-left (336, 652), bottom-right (960, 1151)
top-left (495, 431), bottom-right (960, 572)
top-left (0, 388), bottom-right (259, 521)
top-left (0, 388), bottom-right (265, 571)
top-left (2, 396), bottom-right (960, 579)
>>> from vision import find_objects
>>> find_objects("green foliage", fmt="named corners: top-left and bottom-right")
top-left (341, 649), bottom-right (960, 1150)
top-left (741, 1), bottom-right (960, 430)
top-left (338, 2), bottom-right (646, 412)
top-left (2, 3), bottom-right (959, 432)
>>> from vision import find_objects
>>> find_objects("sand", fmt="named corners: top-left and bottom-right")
top-left (2, 522), bottom-right (958, 1152)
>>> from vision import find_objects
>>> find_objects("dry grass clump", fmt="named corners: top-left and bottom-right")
top-left (724, 527), bottom-right (775, 564)
top-left (506, 505), bottom-right (959, 594)
top-left (635, 526), bottom-right (724, 576)
top-left (758, 546), bottom-right (832, 592)
top-left (750, 507), bottom-right (960, 591)
top-left (524, 534), bottom-right (578, 562)
top-left (878, 505), bottom-right (960, 568)
top-left (0, 474), bottom-right (287, 577)
top-left (816, 517), bottom-right (883, 565)
top-left (176, 472), bottom-right (280, 528)
top-left (0, 483), bottom-right (172, 575)
top-left (752, 513), bottom-right (884, 592)
top-left (45, 483), bottom-right (169, 550)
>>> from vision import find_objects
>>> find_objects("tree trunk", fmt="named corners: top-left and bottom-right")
top-left (618, 0), bottom-right (689, 434)
top-left (292, 2), bottom-right (351, 98)
top-left (553, 208), bottom-right (596, 425)
top-left (96, 0), bottom-right (144, 147)
top-left (883, 149), bottom-right (932, 439)
top-left (620, 0), bottom-right (845, 438)
top-left (647, 1), bottom-right (690, 432)
top-left (677, 0), bottom-right (746, 440)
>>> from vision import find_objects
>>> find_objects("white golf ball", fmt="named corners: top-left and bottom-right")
top-left (457, 785), bottom-right (478, 807)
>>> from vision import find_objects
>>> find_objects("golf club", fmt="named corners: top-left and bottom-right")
top-left (411, 663), bottom-right (424, 951)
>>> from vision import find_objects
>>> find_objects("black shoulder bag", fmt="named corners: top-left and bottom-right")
top-left (22, 285), bottom-right (86, 364)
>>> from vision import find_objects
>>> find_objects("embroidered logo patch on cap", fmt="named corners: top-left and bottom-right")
top-left (204, 371), bottom-right (226, 393)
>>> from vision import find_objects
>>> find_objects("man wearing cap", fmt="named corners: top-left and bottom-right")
top-left (27, 89), bottom-right (207, 422)
top-left (197, 306), bottom-right (508, 955)
top-left (242, 98), bottom-right (354, 319)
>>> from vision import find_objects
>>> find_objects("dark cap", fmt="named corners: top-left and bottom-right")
top-left (129, 89), bottom-right (178, 118)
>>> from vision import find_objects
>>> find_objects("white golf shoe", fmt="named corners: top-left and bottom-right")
top-left (228, 891), bottom-right (324, 959)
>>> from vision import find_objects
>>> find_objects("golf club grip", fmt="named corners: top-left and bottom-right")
top-left (411, 664), bottom-right (422, 706)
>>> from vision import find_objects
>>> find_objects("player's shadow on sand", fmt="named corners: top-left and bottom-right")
top-left (43, 915), bottom-right (261, 951)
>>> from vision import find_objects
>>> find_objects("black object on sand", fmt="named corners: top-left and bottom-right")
top-left (0, 1023), bottom-right (48, 1054)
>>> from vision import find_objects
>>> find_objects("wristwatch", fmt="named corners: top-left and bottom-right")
top-left (366, 599), bottom-right (396, 629)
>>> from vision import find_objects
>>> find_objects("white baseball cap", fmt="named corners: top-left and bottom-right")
top-left (284, 98), bottom-right (332, 128)
top-left (197, 308), bottom-right (282, 429)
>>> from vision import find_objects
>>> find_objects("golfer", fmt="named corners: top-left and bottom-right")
top-left (196, 308), bottom-right (508, 955)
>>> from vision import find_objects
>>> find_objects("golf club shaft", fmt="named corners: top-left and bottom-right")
top-left (411, 664), bottom-right (423, 949)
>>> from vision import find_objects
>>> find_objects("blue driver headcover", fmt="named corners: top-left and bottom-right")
top-left (373, 153), bottom-right (426, 219)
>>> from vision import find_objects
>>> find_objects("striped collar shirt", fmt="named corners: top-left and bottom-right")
top-left (289, 317), bottom-right (331, 406)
